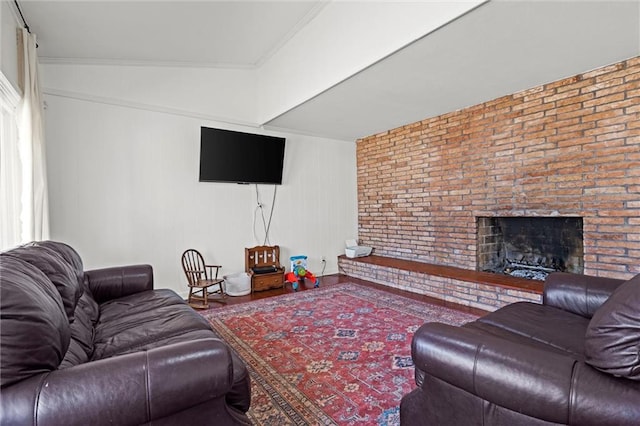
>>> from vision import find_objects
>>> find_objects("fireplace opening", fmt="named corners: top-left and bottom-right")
top-left (477, 217), bottom-right (584, 281)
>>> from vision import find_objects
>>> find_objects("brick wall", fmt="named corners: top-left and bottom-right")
top-left (357, 56), bottom-right (640, 280)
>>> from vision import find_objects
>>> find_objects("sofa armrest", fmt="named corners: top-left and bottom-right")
top-left (0, 339), bottom-right (237, 426)
top-left (85, 264), bottom-right (153, 303)
top-left (412, 322), bottom-right (640, 425)
top-left (543, 272), bottom-right (625, 318)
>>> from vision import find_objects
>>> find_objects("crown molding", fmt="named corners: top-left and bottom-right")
top-left (38, 57), bottom-right (257, 70)
top-left (41, 87), bottom-right (352, 142)
top-left (42, 87), bottom-right (260, 129)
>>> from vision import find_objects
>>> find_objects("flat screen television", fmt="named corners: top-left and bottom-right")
top-left (199, 126), bottom-right (286, 185)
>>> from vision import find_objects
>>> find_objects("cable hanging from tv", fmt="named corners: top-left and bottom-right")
top-left (253, 185), bottom-right (278, 246)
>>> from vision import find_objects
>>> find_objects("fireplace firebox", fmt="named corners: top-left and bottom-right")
top-left (477, 217), bottom-right (584, 280)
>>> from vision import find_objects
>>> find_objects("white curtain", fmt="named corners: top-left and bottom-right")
top-left (0, 72), bottom-right (21, 250)
top-left (0, 28), bottom-right (49, 250)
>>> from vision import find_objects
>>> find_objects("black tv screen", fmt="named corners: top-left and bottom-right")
top-left (199, 127), bottom-right (286, 185)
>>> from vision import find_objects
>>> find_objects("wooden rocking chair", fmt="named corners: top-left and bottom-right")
top-left (181, 249), bottom-right (226, 309)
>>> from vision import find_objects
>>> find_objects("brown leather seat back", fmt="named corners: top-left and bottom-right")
top-left (0, 255), bottom-right (70, 387)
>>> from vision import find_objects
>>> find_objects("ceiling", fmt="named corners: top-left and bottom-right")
top-left (266, 0), bottom-right (640, 140)
top-left (16, 0), bottom-right (640, 141)
top-left (19, 0), bottom-right (328, 68)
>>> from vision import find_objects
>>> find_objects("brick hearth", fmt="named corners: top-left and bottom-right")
top-left (349, 56), bottom-right (639, 306)
top-left (338, 255), bottom-right (541, 312)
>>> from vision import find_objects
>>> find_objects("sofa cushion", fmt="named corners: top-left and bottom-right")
top-left (0, 256), bottom-right (70, 387)
top-left (473, 302), bottom-right (590, 358)
top-left (3, 244), bottom-right (81, 322)
top-left (36, 241), bottom-right (100, 325)
top-left (585, 274), bottom-right (640, 380)
top-left (36, 240), bottom-right (84, 290)
top-left (97, 288), bottom-right (184, 323)
top-left (69, 301), bottom-right (95, 358)
top-left (92, 291), bottom-right (213, 360)
top-left (77, 283), bottom-right (100, 324)
top-left (59, 339), bottom-right (90, 369)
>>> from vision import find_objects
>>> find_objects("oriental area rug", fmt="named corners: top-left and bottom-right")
top-left (200, 283), bottom-right (478, 426)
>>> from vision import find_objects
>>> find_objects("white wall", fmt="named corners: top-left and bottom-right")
top-left (43, 72), bottom-right (357, 297)
top-left (1, 0), bottom-right (20, 90)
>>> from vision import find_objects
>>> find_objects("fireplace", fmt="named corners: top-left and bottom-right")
top-left (477, 217), bottom-right (584, 280)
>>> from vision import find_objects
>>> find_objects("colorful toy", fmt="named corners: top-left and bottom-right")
top-left (285, 255), bottom-right (319, 291)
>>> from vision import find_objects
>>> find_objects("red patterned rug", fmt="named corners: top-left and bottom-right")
top-left (200, 283), bottom-right (477, 425)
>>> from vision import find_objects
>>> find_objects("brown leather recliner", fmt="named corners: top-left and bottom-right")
top-left (401, 272), bottom-right (640, 425)
top-left (0, 241), bottom-right (251, 426)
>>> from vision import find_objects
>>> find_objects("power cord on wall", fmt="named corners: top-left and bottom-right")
top-left (253, 184), bottom-right (278, 246)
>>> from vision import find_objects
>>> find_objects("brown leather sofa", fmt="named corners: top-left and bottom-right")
top-left (0, 241), bottom-right (251, 425)
top-left (400, 271), bottom-right (640, 425)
